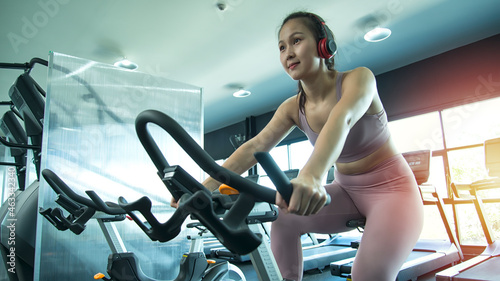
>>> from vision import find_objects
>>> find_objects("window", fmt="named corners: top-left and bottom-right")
top-left (388, 96), bottom-right (500, 244)
top-left (289, 140), bottom-right (313, 170)
top-left (388, 112), bottom-right (444, 152)
top-left (442, 97), bottom-right (500, 149)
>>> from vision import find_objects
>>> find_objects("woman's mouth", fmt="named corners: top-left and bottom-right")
top-left (289, 62), bottom-right (299, 70)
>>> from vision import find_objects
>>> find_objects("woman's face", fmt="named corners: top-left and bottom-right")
top-left (278, 18), bottom-right (320, 81)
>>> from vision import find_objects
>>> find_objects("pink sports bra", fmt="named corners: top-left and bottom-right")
top-left (298, 72), bottom-right (390, 163)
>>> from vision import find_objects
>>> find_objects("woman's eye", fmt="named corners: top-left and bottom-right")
top-left (294, 38), bottom-right (301, 44)
top-left (279, 45), bottom-right (285, 52)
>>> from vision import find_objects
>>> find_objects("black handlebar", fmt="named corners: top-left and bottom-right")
top-left (42, 169), bottom-right (125, 215)
top-left (117, 109), bottom-right (298, 255)
top-left (254, 152), bottom-right (331, 206)
top-left (134, 109), bottom-right (285, 203)
top-left (254, 152), bottom-right (293, 203)
top-left (40, 169), bottom-right (125, 235)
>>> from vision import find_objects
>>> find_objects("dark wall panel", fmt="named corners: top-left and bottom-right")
top-left (378, 34), bottom-right (500, 121)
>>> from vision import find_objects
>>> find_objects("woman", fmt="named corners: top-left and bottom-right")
top-left (201, 11), bottom-right (424, 281)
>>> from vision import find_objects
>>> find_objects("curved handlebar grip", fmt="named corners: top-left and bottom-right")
top-left (135, 110), bottom-right (277, 203)
top-left (42, 169), bottom-right (95, 208)
top-left (42, 169), bottom-right (125, 215)
top-left (253, 152), bottom-right (293, 204)
top-left (253, 152), bottom-right (331, 206)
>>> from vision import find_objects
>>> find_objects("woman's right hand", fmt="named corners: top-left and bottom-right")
top-left (284, 176), bottom-right (328, 216)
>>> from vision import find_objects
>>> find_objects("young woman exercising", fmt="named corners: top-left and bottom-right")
top-left (198, 11), bottom-right (424, 281)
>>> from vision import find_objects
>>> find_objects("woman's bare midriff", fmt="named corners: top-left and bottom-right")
top-left (335, 137), bottom-right (399, 175)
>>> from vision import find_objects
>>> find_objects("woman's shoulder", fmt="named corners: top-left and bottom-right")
top-left (277, 95), bottom-right (301, 124)
top-left (341, 67), bottom-right (375, 83)
top-left (282, 95), bottom-right (300, 107)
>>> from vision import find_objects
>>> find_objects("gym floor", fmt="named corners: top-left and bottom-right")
top-left (236, 261), bottom-right (443, 280)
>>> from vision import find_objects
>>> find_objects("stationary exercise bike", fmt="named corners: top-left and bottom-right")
top-left (115, 109), bottom-right (330, 281)
top-left (42, 109), bottom-right (316, 281)
top-left (40, 168), bottom-right (246, 281)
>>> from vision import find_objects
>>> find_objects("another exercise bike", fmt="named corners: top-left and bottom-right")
top-left (40, 168), bottom-right (247, 281)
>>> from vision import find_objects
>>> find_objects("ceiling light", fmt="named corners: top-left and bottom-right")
top-left (114, 59), bottom-right (138, 70)
top-left (364, 27), bottom-right (391, 42)
top-left (232, 89), bottom-right (251, 98)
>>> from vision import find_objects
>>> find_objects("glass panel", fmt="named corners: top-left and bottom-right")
top-left (456, 200), bottom-right (500, 245)
top-left (257, 145), bottom-right (288, 176)
top-left (289, 140), bottom-right (313, 170)
top-left (456, 204), bottom-right (487, 245)
top-left (483, 202), bottom-right (500, 241)
top-left (442, 96), bottom-right (500, 148)
top-left (448, 147), bottom-right (487, 183)
top-left (388, 112), bottom-right (444, 152)
top-left (419, 204), bottom-right (451, 240)
top-left (429, 156), bottom-right (448, 198)
top-left (36, 52), bottom-right (202, 280)
top-left (257, 145), bottom-right (289, 190)
top-left (270, 145), bottom-right (289, 171)
top-left (449, 147), bottom-right (500, 244)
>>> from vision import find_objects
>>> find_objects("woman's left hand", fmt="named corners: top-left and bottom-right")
top-left (276, 175), bottom-right (328, 216)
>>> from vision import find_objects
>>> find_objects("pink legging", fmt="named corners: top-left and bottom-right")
top-left (270, 154), bottom-right (424, 281)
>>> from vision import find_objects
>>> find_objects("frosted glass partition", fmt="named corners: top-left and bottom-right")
top-left (35, 52), bottom-right (203, 280)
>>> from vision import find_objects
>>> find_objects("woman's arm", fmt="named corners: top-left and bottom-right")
top-left (202, 97), bottom-right (298, 191)
top-left (287, 67), bottom-right (378, 215)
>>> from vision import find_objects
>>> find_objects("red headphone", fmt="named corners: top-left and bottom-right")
top-left (310, 14), bottom-right (337, 59)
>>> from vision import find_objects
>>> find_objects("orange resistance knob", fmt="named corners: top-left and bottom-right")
top-left (219, 184), bottom-right (239, 195)
top-left (94, 273), bottom-right (106, 279)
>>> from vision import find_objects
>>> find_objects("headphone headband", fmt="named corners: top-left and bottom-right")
top-left (309, 13), bottom-right (337, 59)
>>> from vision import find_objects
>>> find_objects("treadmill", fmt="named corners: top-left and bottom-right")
top-left (436, 138), bottom-right (500, 280)
top-left (331, 150), bottom-right (464, 280)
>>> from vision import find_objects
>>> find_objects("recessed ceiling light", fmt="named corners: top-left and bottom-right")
top-left (233, 89), bottom-right (251, 98)
top-left (114, 59), bottom-right (138, 70)
top-left (364, 27), bottom-right (391, 42)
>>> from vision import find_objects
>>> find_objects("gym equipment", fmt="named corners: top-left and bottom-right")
top-left (40, 169), bottom-right (246, 281)
top-left (436, 138), bottom-right (500, 280)
top-left (210, 166), bottom-right (358, 275)
top-left (202, 176), bottom-right (278, 263)
top-left (8, 72), bottom-right (45, 177)
top-left (0, 58), bottom-right (47, 281)
top-left (331, 150), bottom-right (464, 280)
top-left (117, 109), bottom-right (331, 281)
top-left (0, 181), bottom-right (38, 281)
top-left (0, 111), bottom-right (28, 190)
